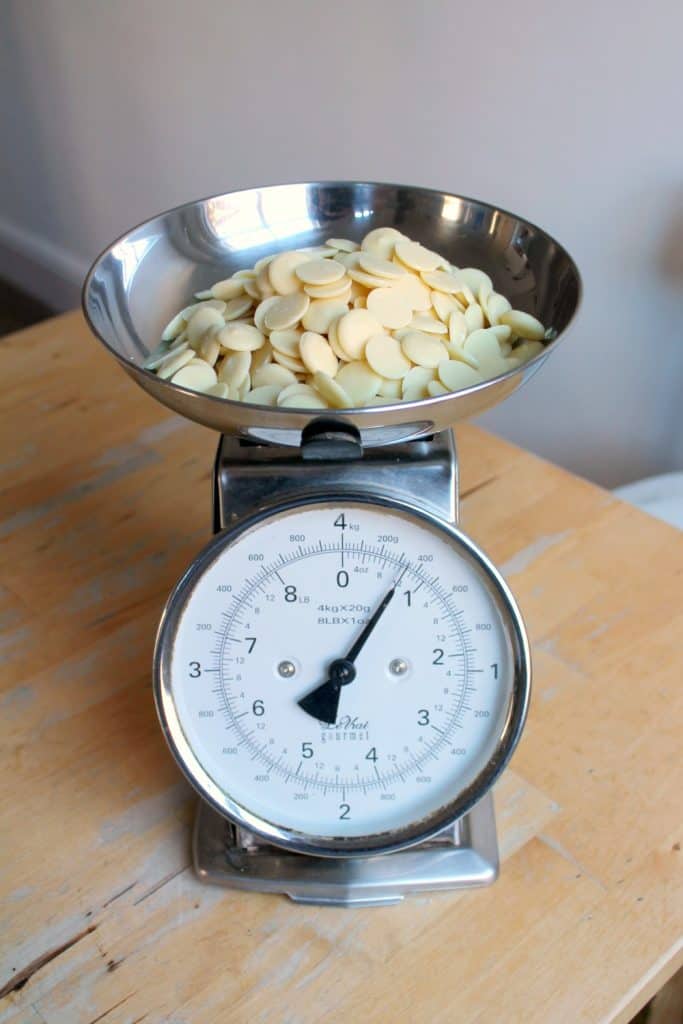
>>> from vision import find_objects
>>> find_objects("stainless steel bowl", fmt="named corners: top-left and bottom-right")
top-left (82, 181), bottom-right (581, 447)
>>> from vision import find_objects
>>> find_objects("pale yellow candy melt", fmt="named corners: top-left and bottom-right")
top-left (254, 296), bottom-right (280, 333)
top-left (335, 251), bottom-right (362, 269)
top-left (272, 349), bottom-right (306, 373)
top-left (449, 310), bottom-right (468, 346)
top-left (402, 365), bottom-right (436, 401)
top-left (267, 251), bottom-right (309, 295)
top-left (326, 237), bottom-right (359, 253)
top-left (377, 376), bottom-right (403, 398)
top-left (295, 258), bottom-right (346, 286)
top-left (358, 253), bottom-right (406, 279)
top-left (513, 340), bottom-right (545, 360)
top-left (254, 254), bottom-right (276, 273)
top-left (198, 336), bottom-right (220, 367)
top-left (256, 264), bottom-right (274, 298)
top-left (464, 328), bottom-right (508, 376)
top-left (347, 267), bottom-right (396, 290)
top-left (277, 382), bottom-right (321, 405)
top-left (252, 363), bottom-right (297, 389)
top-left (161, 310), bottom-right (188, 342)
top-left (337, 309), bottom-right (383, 360)
top-left (438, 360), bottom-right (484, 390)
top-left (303, 277), bottom-right (352, 300)
top-left (171, 358), bottom-right (218, 393)
top-left (365, 334), bottom-right (411, 379)
top-left (301, 245), bottom-right (339, 259)
top-left (361, 227), bottom-right (406, 260)
top-left (218, 323), bottom-right (266, 352)
top-left (187, 306), bottom-right (224, 347)
top-left (366, 288), bottom-right (413, 330)
top-left (464, 303), bottom-right (485, 333)
top-left (395, 240), bottom-right (442, 272)
top-left (499, 309), bottom-right (546, 341)
top-left (313, 372), bottom-right (353, 409)
top-left (490, 324), bottom-right (512, 344)
top-left (218, 350), bottom-right (251, 388)
top-left (243, 278), bottom-right (262, 301)
top-left (264, 293), bottom-right (310, 331)
top-left (446, 341), bottom-right (480, 370)
top-left (335, 361), bottom-right (382, 404)
top-left (269, 329), bottom-right (302, 358)
top-left (484, 293), bottom-right (511, 326)
top-left (410, 313), bottom-right (448, 335)
top-left (145, 340), bottom-right (187, 370)
top-left (299, 332), bottom-right (338, 376)
top-left (400, 331), bottom-right (448, 368)
top-left (211, 278), bottom-right (245, 301)
top-left (242, 385), bottom-right (281, 406)
top-left (207, 382), bottom-right (230, 398)
top-left (392, 273), bottom-right (432, 312)
top-left (223, 295), bottom-right (253, 321)
top-left (431, 291), bottom-right (465, 322)
top-left (327, 316), bottom-right (350, 362)
top-left (420, 269), bottom-right (464, 294)
top-left (302, 298), bottom-right (349, 334)
top-left (157, 347), bottom-right (195, 379)
top-left (458, 268), bottom-right (493, 294)
top-left (279, 392), bottom-right (328, 409)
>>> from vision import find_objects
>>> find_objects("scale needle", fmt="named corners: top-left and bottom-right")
top-left (297, 585), bottom-right (396, 725)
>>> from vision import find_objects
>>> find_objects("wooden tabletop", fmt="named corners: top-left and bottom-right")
top-left (1, 311), bottom-right (681, 1024)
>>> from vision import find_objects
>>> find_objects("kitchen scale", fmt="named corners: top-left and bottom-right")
top-left (83, 181), bottom-right (580, 906)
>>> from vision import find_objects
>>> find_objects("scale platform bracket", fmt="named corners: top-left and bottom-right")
top-left (213, 428), bottom-right (459, 533)
top-left (193, 794), bottom-right (498, 907)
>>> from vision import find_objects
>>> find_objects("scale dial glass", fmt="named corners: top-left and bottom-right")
top-left (155, 498), bottom-right (528, 853)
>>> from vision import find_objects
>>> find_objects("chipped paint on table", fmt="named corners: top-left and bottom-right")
top-left (0, 313), bottom-right (681, 1024)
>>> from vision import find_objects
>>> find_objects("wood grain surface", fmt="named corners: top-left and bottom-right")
top-left (1, 312), bottom-right (681, 1024)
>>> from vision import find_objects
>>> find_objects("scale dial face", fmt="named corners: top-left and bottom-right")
top-left (155, 498), bottom-right (529, 855)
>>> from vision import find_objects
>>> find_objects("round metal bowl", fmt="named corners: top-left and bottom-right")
top-left (82, 181), bottom-right (581, 447)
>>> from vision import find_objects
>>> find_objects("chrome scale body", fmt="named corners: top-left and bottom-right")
top-left (81, 182), bottom-right (575, 906)
top-left (191, 428), bottom-right (504, 906)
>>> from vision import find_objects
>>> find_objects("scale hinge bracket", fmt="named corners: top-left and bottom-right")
top-left (300, 418), bottom-right (363, 461)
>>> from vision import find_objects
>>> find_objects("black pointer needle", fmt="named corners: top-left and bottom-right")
top-left (297, 585), bottom-right (397, 725)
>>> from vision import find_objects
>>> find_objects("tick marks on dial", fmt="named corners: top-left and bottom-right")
top-left (204, 539), bottom-right (479, 792)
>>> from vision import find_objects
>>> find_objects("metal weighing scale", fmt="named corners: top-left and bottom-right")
top-left (83, 182), bottom-right (580, 906)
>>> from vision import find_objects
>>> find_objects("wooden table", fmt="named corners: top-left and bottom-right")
top-left (1, 312), bottom-right (681, 1024)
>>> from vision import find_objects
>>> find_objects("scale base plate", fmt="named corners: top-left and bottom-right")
top-left (194, 795), bottom-right (498, 907)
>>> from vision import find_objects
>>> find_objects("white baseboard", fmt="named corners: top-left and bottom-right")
top-left (0, 215), bottom-right (90, 312)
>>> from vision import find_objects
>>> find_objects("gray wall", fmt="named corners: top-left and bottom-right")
top-left (1, 0), bottom-right (681, 487)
